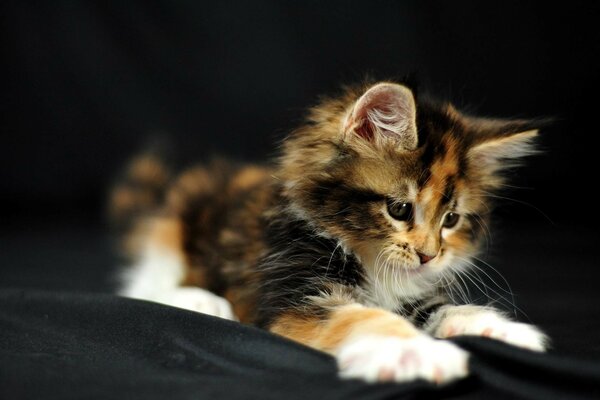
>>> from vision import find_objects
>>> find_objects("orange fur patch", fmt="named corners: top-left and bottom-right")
top-left (166, 167), bottom-right (214, 215)
top-left (224, 288), bottom-right (255, 324)
top-left (270, 305), bottom-right (419, 354)
top-left (148, 217), bottom-right (182, 251)
top-left (148, 217), bottom-right (208, 287)
top-left (129, 155), bottom-right (170, 184)
top-left (229, 166), bottom-right (270, 193)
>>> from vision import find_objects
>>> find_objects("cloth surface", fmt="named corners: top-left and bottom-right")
top-left (1, 289), bottom-right (599, 400)
top-left (2, 222), bottom-right (600, 399)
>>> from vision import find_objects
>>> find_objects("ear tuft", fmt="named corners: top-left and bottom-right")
top-left (468, 128), bottom-right (539, 175)
top-left (344, 83), bottom-right (418, 150)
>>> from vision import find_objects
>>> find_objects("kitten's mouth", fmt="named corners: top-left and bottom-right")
top-left (403, 264), bottom-right (427, 275)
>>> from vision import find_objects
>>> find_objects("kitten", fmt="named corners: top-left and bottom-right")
top-left (111, 81), bottom-right (548, 384)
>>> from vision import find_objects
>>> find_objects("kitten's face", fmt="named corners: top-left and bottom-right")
top-left (327, 140), bottom-right (481, 299)
top-left (281, 82), bottom-right (538, 300)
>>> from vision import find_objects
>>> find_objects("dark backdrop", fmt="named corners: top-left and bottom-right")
top-left (2, 1), bottom-right (600, 356)
top-left (2, 1), bottom-right (599, 226)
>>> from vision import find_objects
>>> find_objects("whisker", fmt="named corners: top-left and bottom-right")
top-left (479, 190), bottom-right (555, 225)
top-left (324, 242), bottom-right (342, 275)
top-left (454, 255), bottom-right (529, 319)
top-left (470, 214), bottom-right (492, 251)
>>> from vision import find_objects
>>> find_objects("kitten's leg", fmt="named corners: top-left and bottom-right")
top-left (119, 219), bottom-right (236, 321)
top-left (424, 305), bottom-right (548, 351)
top-left (270, 303), bottom-right (469, 384)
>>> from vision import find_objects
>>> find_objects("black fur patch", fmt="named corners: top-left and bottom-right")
top-left (396, 296), bottom-right (449, 327)
top-left (255, 205), bottom-right (365, 328)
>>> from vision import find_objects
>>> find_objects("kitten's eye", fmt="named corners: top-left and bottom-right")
top-left (387, 200), bottom-right (412, 221)
top-left (443, 212), bottom-right (460, 228)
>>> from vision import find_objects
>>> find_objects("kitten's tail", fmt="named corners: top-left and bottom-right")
top-left (108, 150), bottom-right (171, 254)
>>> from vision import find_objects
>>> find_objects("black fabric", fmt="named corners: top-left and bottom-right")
top-left (1, 289), bottom-right (599, 400)
top-left (2, 222), bottom-right (600, 399)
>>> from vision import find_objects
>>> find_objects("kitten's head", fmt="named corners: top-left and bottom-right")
top-left (280, 82), bottom-right (540, 300)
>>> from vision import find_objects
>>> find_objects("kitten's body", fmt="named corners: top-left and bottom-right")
top-left (112, 82), bottom-right (547, 384)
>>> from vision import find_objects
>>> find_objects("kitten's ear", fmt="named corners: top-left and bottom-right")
top-left (467, 118), bottom-right (544, 174)
top-left (343, 83), bottom-right (418, 150)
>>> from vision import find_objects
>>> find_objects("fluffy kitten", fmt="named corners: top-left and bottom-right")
top-left (111, 81), bottom-right (548, 384)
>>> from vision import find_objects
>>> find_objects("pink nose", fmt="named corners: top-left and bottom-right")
top-left (417, 252), bottom-right (434, 264)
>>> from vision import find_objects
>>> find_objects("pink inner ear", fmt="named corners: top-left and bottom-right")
top-left (347, 83), bottom-right (417, 148)
top-left (354, 98), bottom-right (396, 140)
top-left (354, 89), bottom-right (399, 119)
top-left (354, 119), bottom-right (375, 140)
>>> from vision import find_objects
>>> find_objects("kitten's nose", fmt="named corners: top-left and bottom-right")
top-left (417, 251), bottom-right (434, 265)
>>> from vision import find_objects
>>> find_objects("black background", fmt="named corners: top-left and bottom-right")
top-left (2, 0), bottom-right (600, 361)
top-left (3, 1), bottom-right (599, 226)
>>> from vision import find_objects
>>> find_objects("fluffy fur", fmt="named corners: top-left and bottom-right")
top-left (110, 81), bottom-right (548, 384)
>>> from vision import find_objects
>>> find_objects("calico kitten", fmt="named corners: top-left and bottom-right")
top-left (111, 81), bottom-right (548, 384)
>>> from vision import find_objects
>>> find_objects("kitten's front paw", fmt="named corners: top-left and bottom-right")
top-left (436, 312), bottom-right (548, 351)
top-left (336, 335), bottom-right (469, 384)
top-left (162, 287), bottom-right (238, 321)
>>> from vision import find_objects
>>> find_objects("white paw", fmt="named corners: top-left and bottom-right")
top-left (436, 312), bottom-right (548, 351)
top-left (161, 287), bottom-right (238, 321)
top-left (336, 335), bottom-right (469, 384)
